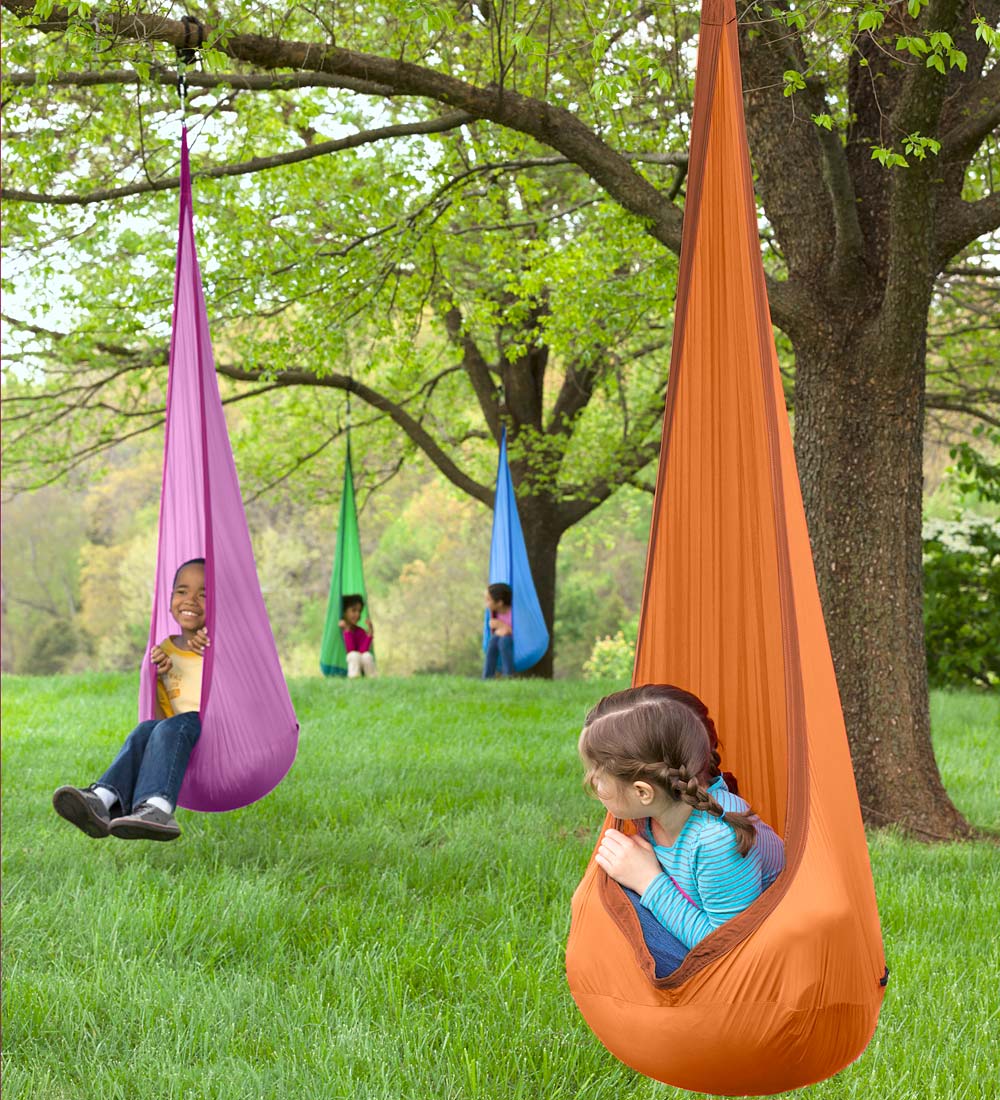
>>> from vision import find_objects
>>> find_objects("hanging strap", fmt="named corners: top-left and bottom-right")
top-left (175, 15), bottom-right (204, 117)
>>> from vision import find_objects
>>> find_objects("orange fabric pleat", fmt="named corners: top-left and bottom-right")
top-left (565, 2), bottom-right (886, 1093)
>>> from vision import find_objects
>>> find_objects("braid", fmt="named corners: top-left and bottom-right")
top-left (578, 685), bottom-right (757, 856)
top-left (665, 766), bottom-right (757, 857)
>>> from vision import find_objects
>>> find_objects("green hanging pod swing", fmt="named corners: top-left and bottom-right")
top-left (320, 435), bottom-right (372, 676)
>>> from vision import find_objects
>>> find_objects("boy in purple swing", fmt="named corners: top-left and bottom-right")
top-left (52, 559), bottom-right (208, 842)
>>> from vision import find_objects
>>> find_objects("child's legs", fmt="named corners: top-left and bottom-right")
top-left (498, 635), bottom-right (514, 676)
top-left (346, 651), bottom-right (363, 678)
top-left (97, 719), bottom-right (159, 812)
top-left (622, 886), bottom-right (689, 979)
top-left (483, 635), bottom-right (500, 678)
top-left (132, 713), bottom-right (202, 810)
top-left (359, 652), bottom-right (376, 677)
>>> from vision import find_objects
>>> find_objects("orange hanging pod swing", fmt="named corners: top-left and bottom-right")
top-left (564, 1), bottom-right (887, 1093)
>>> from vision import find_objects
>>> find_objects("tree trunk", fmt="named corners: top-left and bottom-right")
top-left (517, 499), bottom-right (561, 679)
top-left (793, 310), bottom-right (972, 840)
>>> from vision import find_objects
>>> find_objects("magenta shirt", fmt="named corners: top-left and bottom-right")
top-left (342, 625), bottom-right (372, 654)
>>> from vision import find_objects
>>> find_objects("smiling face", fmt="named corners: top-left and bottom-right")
top-left (343, 601), bottom-right (363, 627)
top-left (170, 562), bottom-right (206, 636)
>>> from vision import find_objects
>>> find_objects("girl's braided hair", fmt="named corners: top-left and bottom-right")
top-left (649, 684), bottom-right (740, 795)
top-left (580, 684), bottom-right (757, 856)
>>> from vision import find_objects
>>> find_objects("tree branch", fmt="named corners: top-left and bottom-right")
top-left (1, 112), bottom-right (473, 204)
top-left (0, 0), bottom-right (684, 253)
top-left (933, 191), bottom-right (1000, 273)
top-left (882, 0), bottom-right (964, 326)
top-left (441, 305), bottom-right (502, 441)
top-left (939, 60), bottom-right (1000, 163)
top-left (213, 363), bottom-right (493, 505)
top-left (2, 64), bottom-right (392, 96)
top-left (559, 436), bottom-right (662, 524)
top-left (925, 393), bottom-right (1000, 429)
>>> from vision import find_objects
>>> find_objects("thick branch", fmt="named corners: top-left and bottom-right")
top-left (737, 6), bottom-right (843, 286)
top-left (933, 191), bottom-right (1000, 273)
top-left (3, 64), bottom-right (391, 95)
top-left (213, 363), bottom-right (493, 505)
top-left (441, 305), bottom-right (502, 441)
top-left (880, 0), bottom-right (966, 330)
top-left (1, 112), bottom-right (472, 204)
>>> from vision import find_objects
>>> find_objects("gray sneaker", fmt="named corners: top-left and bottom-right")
top-left (52, 786), bottom-right (112, 838)
top-left (109, 803), bottom-right (181, 842)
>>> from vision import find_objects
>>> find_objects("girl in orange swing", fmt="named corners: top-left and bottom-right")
top-left (579, 684), bottom-right (784, 976)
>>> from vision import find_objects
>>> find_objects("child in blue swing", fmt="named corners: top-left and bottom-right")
top-left (52, 558), bottom-right (208, 843)
top-left (579, 684), bottom-right (785, 977)
top-left (483, 582), bottom-right (514, 678)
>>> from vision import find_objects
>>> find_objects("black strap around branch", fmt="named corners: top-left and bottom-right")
top-left (175, 15), bottom-right (204, 114)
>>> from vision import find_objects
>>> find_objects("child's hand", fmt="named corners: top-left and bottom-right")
top-left (190, 628), bottom-right (211, 656)
top-left (595, 829), bottom-right (662, 895)
top-left (150, 645), bottom-right (172, 676)
top-left (338, 619), bottom-right (347, 630)
top-left (366, 620), bottom-right (374, 637)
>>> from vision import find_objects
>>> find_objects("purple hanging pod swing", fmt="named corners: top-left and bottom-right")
top-left (138, 128), bottom-right (299, 812)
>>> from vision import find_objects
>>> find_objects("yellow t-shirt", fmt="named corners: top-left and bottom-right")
top-left (156, 637), bottom-right (203, 717)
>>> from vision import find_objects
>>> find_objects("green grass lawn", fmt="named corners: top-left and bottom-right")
top-left (2, 675), bottom-right (998, 1100)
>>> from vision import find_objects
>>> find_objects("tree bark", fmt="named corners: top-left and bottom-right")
top-left (516, 496), bottom-right (562, 678)
top-left (793, 304), bottom-right (972, 839)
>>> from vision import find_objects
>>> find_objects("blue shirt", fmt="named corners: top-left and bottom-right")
top-left (638, 811), bottom-right (765, 949)
top-left (707, 775), bottom-right (786, 890)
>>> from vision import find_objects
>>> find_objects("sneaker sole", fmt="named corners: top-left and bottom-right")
top-left (108, 822), bottom-right (181, 842)
top-left (52, 787), bottom-right (110, 838)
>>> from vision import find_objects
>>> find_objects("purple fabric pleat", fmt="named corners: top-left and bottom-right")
top-left (138, 128), bottom-right (299, 812)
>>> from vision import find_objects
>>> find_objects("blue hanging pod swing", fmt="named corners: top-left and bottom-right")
top-left (483, 428), bottom-right (550, 671)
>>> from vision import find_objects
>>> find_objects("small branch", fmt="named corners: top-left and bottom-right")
top-left (925, 393), bottom-right (1000, 429)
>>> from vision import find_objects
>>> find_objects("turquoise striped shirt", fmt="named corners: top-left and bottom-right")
top-left (707, 776), bottom-right (785, 890)
top-left (638, 811), bottom-right (765, 949)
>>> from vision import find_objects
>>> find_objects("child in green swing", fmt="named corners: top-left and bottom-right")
top-left (339, 594), bottom-right (376, 677)
top-left (52, 559), bottom-right (209, 842)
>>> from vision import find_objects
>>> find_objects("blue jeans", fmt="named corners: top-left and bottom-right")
top-left (97, 714), bottom-right (201, 813)
top-left (622, 886), bottom-right (689, 978)
top-left (483, 634), bottom-right (514, 678)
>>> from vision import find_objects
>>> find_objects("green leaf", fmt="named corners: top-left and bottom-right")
top-left (782, 69), bottom-right (806, 97)
top-left (926, 52), bottom-right (946, 74)
top-left (811, 113), bottom-right (834, 130)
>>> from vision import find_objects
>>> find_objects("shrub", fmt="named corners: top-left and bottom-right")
top-left (923, 517), bottom-right (1000, 690)
top-left (583, 619), bottom-right (637, 684)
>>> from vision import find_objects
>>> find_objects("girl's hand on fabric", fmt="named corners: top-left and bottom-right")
top-left (338, 618), bottom-right (347, 630)
top-left (190, 629), bottom-right (211, 655)
top-left (367, 620), bottom-right (374, 637)
top-left (595, 829), bottom-right (662, 895)
top-left (150, 645), bottom-right (172, 676)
